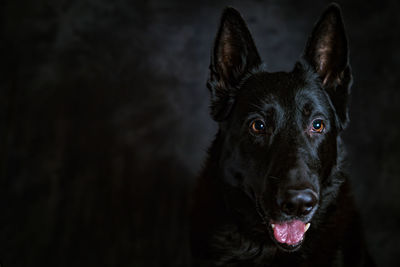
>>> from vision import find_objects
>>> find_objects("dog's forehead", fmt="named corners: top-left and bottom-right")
top-left (245, 71), bottom-right (305, 95)
top-left (238, 68), bottom-right (326, 112)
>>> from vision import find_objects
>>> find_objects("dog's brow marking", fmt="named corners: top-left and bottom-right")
top-left (250, 103), bottom-right (266, 112)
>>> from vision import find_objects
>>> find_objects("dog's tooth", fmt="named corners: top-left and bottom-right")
top-left (271, 224), bottom-right (275, 229)
top-left (304, 223), bottom-right (311, 232)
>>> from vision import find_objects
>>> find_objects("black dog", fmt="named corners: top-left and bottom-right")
top-left (191, 4), bottom-right (375, 266)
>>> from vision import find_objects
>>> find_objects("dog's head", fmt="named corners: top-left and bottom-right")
top-left (208, 4), bottom-right (351, 252)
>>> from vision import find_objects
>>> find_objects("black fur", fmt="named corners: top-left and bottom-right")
top-left (191, 4), bottom-right (375, 267)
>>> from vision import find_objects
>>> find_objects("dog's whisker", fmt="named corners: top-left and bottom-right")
top-left (255, 196), bottom-right (270, 226)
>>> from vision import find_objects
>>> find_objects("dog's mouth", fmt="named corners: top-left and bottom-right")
top-left (268, 220), bottom-right (311, 251)
top-left (255, 197), bottom-right (313, 251)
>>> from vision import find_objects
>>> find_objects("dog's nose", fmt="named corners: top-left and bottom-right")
top-left (280, 189), bottom-right (318, 216)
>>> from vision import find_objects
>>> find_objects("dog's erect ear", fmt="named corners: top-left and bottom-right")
top-left (208, 7), bottom-right (261, 121)
top-left (303, 3), bottom-right (352, 129)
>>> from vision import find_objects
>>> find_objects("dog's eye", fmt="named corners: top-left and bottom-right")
top-left (250, 120), bottom-right (266, 134)
top-left (311, 119), bottom-right (325, 133)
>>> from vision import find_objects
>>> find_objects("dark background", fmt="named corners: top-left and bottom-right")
top-left (1, 0), bottom-right (399, 266)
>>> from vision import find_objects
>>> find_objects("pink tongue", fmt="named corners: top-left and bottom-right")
top-left (273, 220), bottom-right (306, 245)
